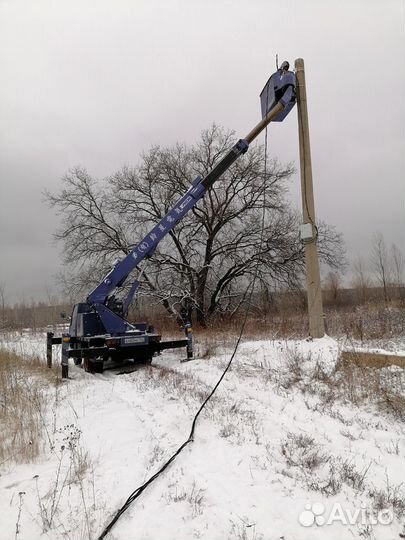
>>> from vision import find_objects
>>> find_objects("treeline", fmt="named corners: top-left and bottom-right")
top-left (0, 284), bottom-right (403, 333)
top-left (323, 231), bottom-right (404, 305)
top-left (0, 300), bottom-right (71, 332)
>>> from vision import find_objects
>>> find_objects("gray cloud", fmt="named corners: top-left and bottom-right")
top-left (1, 0), bottom-right (404, 302)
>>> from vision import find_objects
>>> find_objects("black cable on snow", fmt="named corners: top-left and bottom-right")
top-left (97, 125), bottom-right (271, 540)
top-left (97, 323), bottom-right (248, 540)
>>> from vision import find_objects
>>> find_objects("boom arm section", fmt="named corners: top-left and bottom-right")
top-left (87, 139), bottom-right (249, 306)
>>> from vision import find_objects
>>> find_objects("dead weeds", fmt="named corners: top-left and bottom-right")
top-left (0, 348), bottom-right (60, 467)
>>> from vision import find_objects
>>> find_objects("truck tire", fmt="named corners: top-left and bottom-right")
top-left (83, 357), bottom-right (103, 373)
top-left (90, 360), bottom-right (104, 373)
top-left (83, 357), bottom-right (90, 372)
top-left (137, 355), bottom-right (153, 365)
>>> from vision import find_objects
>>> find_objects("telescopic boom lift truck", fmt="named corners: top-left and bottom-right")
top-left (47, 62), bottom-right (296, 377)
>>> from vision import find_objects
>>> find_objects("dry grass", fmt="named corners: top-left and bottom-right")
top-left (268, 346), bottom-right (405, 423)
top-left (281, 432), bottom-right (329, 472)
top-left (281, 432), bottom-right (371, 497)
top-left (0, 348), bottom-right (60, 467)
top-left (229, 518), bottom-right (263, 540)
top-left (330, 357), bottom-right (405, 420)
top-left (140, 365), bottom-right (211, 404)
top-left (35, 424), bottom-right (93, 534)
top-left (369, 481), bottom-right (405, 518)
top-left (147, 303), bottom-right (405, 356)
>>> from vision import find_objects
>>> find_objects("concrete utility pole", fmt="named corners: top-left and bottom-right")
top-left (294, 58), bottom-right (325, 338)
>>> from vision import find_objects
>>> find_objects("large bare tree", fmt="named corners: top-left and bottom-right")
top-left (46, 125), bottom-right (344, 325)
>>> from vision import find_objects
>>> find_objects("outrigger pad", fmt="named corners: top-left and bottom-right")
top-left (260, 67), bottom-right (296, 122)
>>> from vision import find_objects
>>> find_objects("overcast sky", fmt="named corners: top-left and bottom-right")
top-left (0, 0), bottom-right (404, 303)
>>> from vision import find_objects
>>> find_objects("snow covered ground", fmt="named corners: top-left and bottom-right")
top-left (1, 331), bottom-right (404, 540)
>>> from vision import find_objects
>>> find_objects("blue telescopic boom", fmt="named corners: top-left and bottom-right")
top-left (87, 138), bottom-right (249, 305)
top-left (87, 68), bottom-right (296, 319)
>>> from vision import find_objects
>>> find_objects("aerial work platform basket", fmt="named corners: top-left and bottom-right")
top-left (260, 61), bottom-right (296, 122)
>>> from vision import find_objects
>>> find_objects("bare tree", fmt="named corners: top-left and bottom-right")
top-left (352, 256), bottom-right (371, 303)
top-left (324, 271), bottom-right (342, 304)
top-left (391, 243), bottom-right (404, 298)
top-left (46, 125), bottom-right (345, 325)
top-left (371, 232), bottom-right (391, 302)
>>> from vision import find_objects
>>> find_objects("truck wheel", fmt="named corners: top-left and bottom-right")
top-left (83, 357), bottom-right (104, 373)
top-left (138, 355), bottom-right (153, 365)
top-left (74, 358), bottom-right (82, 366)
top-left (91, 360), bottom-right (104, 373)
top-left (83, 357), bottom-right (91, 372)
